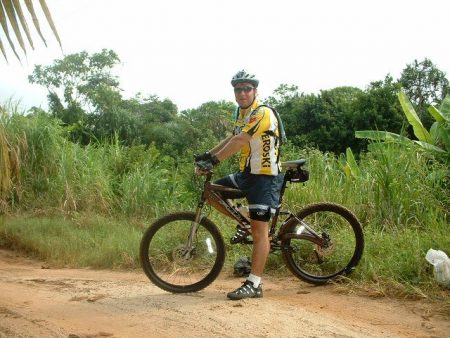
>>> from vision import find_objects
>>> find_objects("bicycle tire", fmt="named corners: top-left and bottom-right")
top-left (140, 212), bottom-right (225, 293)
top-left (280, 203), bottom-right (364, 285)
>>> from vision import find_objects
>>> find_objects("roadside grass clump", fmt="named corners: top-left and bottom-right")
top-left (356, 144), bottom-right (448, 231)
top-left (1, 111), bottom-right (64, 209)
top-left (0, 214), bottom-right (142, 269)
top-left (118, 149), bottom-right (183, 219)
top-left (353, 224), bottom-right (449, 296)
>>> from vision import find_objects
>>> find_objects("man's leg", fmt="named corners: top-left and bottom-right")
top-left (227, 219), bottom-right (268, 300)
top-left (249, 219), bottom-right (270, 277)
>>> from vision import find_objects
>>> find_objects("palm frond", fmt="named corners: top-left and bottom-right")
top-left (3, 0), bottom-right (28, 56)
top-left (0, 0), bottom-right (61, 62)
top-left (24, 0), bottom-right (47, 46)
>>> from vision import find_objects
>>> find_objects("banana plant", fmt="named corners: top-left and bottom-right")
top-left (342, 147), bottom-right (361, 180)
top-left (356, 92), bottom-right (450, 159)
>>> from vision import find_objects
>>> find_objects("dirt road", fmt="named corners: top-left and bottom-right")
top-left (0, 249), bottom-right (448, 338)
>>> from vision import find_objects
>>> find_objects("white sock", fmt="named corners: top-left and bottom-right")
top-left (247, 273), bottom-right (261, 288)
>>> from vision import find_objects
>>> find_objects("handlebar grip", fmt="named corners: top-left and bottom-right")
top-left (195, 160), bottom-right (213, 171)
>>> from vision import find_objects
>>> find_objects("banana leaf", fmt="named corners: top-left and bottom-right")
top-left (413, 140), bottom-right (446, 153)
top-left (428, 106), bottom-right (447, 123)
top-left (344, 147), bottom-right (361, 178)
top-left (439, 94), bottom-right (450, 118)
top-left (398, 91), bottom-right (432, 143)
top-left (430, 122), bottom-right (450, 152)
top-left (355, 130), bottom-right (411, 143)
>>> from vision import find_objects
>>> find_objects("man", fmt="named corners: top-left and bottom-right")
top-left (195, 70), bottom-right (284, 300)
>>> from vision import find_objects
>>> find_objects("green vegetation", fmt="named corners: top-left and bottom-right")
top-left (0, 52), bottom-right (449, 302)
top-left (0, 214), bottom-right (141, 268)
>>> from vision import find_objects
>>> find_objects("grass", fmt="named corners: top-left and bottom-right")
top-left (0, 213), bottom-right (142, 269)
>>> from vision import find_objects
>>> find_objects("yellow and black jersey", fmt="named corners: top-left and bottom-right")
top-left (233, 100), bottom-right (281, 176)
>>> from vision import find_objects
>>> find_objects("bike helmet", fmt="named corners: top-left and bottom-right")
top-left (231, 70), bottom-right (259, 88)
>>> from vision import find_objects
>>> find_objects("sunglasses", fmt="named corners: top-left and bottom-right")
top-left (234, 86), bottom-right (254, 94)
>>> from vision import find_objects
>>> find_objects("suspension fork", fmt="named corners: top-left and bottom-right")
top-left (186, 172), bottom-right (212, 248)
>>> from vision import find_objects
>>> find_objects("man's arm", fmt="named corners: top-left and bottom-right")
top-left (209, 135), bottom-right (233, 155)
top-left (214, 132), bottom-right (251, 162)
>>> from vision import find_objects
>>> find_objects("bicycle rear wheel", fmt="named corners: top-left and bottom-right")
top-left (140, 212), bottom-right (225, 293)
top-left (281, 203), bottom-right (364, 285)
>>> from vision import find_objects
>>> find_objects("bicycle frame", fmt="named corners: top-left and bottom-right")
top-left (191, 166), bottom-right (326, 250)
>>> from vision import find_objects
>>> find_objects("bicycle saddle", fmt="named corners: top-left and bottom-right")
top-left (281, 159), bottom-right (306, 169)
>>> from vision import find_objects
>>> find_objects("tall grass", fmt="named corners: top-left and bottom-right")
top-left (0, 111), bottom-right (187, 216)
top-left (282, 143), bottom-right (448, 232)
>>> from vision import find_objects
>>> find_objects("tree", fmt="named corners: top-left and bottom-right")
top-left (265, 84), bottom-right (301, 107)
top-left (0, 0), bottom-right (61, 62)
top-left (180, 100), bottom-right (235, 142)
top-left (352, 76), bottom-right (405, 140)
top-left (29, 49), bottom-right (121, 112)
top-left (276, 87), bottom-right (364, 154)
top-left (123, 94), bottom-right (179, 148)
top-left (399, 58), bottom-right (449, 128)
top-left (29, 50), bottom-right (122, 136)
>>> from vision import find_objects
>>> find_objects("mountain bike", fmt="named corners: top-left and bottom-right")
top-left (139, 159), bottom-right (364, 293)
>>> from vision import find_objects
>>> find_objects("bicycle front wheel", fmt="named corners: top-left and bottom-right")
top-left (140, 212), bottom-right (225, 293)
top-left (281, 203), bottom-right (364, 285)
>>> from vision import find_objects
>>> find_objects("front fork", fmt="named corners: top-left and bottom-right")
top-left (184, 202), bottom-right (205, 251)
top-left (184, 182), bottom-right (210, 251)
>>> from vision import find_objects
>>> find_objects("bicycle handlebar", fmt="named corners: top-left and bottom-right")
top-left (194, 160), bottom-right (214, 180)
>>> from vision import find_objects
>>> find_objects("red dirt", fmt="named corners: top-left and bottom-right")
top-left (0, 249), bottom-right (448, 338)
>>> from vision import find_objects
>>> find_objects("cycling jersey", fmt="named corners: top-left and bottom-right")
top-left (233, 100), bottom-right (281, 176)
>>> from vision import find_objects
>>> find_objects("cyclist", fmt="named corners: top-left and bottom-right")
top-left (195, 70), bottom-right (284, 300)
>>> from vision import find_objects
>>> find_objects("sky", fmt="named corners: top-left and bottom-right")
top-left (0, 0), bottom-right (449, 112)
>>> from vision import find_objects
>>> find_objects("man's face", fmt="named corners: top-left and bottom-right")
top-left (234, 82), bottom-right (257, 108)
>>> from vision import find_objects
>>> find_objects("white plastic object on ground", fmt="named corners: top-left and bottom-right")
top-left (425, 249), bottom-right (450, 288)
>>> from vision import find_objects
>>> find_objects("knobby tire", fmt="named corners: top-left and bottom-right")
top-left (140, 212), bottom-right (225, 293)
top-left (281, 202), bottom-right (364, 285)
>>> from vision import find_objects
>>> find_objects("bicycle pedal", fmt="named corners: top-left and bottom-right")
top-left (230, 225), bottom-right (251, 244)
top-left (230, 236), bottom-right (252, 245)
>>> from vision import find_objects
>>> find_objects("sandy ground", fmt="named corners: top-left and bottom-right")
top-left (0, 249), bottom-right (448, 338)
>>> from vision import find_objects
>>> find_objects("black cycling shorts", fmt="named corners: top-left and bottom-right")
top-left (214, 172), bottom-right (284, 221)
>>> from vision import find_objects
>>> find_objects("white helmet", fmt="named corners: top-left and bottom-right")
top-left (231, 70), bottom-right (259, 87)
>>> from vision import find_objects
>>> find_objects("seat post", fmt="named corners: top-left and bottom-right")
top-left (270, 171), bottom-right (290, 232)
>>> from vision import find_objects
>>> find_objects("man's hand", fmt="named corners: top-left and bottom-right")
top-left (194, 152), bottom-right (212, 162)
top-left (195, 159), bottom-right (213, 175)
top-left (194, 154), bottom-right (220, 176)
